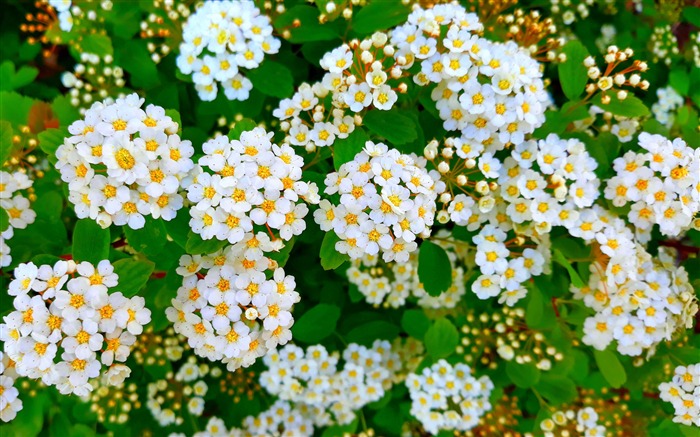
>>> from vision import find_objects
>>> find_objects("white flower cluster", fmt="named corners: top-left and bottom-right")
top-left (260, 341), bottom-right (400, 426)
top-left (651, 86), bottom-right (684, 128)
top-left (176, 0), bottom-right (280, 101)
top-left (166, 242), bottom-right (300, 372)
top-left (406, 359), bottom-right (493, 435)
top-left (604, 133), bottom-right (700, 238)
top-left (574, 245), bottom-right (698, 356)
top-left (146, 357), bottom-right (219, 427)
top-left (650, 25), bottom-right (679, 66)
top-left (315, 142), bottom-right (442, 262)
top-left (0, 352), bottom-right (22, 422)
top-left (56, 93), bottom-right (195, 229)
top-left (347, 235), bottom-right (466, 308)
top-left (48, 0), bottom-right (74, 31)
top-left (274, 31), bottom-right (408, 150)
top-left (186, 128), bottom-right (318, 246)
top-left (659, 363), bottom-right (700, 426)
top-left (0, 260), bottom-right (151, 396)
top-left (540, 407), bottom-right (607, 437)
top-left (0, 170), bottom-right (36, 268)
top-left (391, 4), bottom-right (548, 148)
top-left (228, 400), bottom-right (315, 436)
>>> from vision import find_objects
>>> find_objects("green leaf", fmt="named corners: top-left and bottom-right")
top-left (552, 248), bottom-right (584, 287)
top-left (320, 231), bottom-right (349, 270)
top-left (558, 41), bottom-right (589, 101)
top-left (37, 127), bottom-right (70, 164)
top-left (275, 6), bottom-right (341, 43)
top-left (525, 286), bottom-right (545, 328)
top-left (333, 128), bottom-right (368, 170)
top-left (0, 207), bottom-right (9, 233)
top-left (505, 361), bottom-right (541, 388)
top-left (535, 374), bottom-right (578, 406)
top-left (591, 93), bottom-right (650, 118)
top-left (247, 60), bottom-right (294, 98)
top-left (418, 241), bottom-right (452, 297)
top-left (52, 94), bottom-right (81, 127)
top-left (113, 39), bottom-right (159, 89)
top-left (362, 109), bottom-right (417, 145)
top-left (424, 317), bottom-right (459, 359)
top-left (0, 61), bottom-right (39, 91)
top-left (292, 303), bottom-right (341, 343)
top-left (346, 320), bottom-right (400, 345)
top-left (79, 34), bottom-right (113, 57)
top-left (593, 349), bottom-right (627, 388)
top-left (670, 69), bottom-right (690, 96)
top-left (352, 0), bottom-right (410, 34)
top-left (112, 258), bottom-right (155, 297)
top-left (72, 219), bottom-right (110, 264)
top-left (185, 231), bottom-right (228, 255)
top-left (0, 91), bottom-right (36, 125)
top-left (683, 7), bottom-right (700, 26)
top-left (228, 118), bottom-right (258, 140)
top-left (124, 218), bottom-right (167, 257)
top-left (0, 120), bottom-right (13, 165)
top-left (401, 309), bottom-right (431, 340)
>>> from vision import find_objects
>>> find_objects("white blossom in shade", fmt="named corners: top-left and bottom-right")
top-left (0, 170), bottom-right (36, 268)
top-left (55, 94), bottom-right (194, 229)
top-left (165, 242), bottom-right (301, 372)
top-left (176, 0), bottom-right (279, 101)
top-left (539, 407), bottom-right (607, 437)
top-left (659, 363), bottom-right (700, 427)
top-left (0, 260), bottom-right (151, 395)
top-left (406, 359), bottom-right (493, 435)
top-left (185, 128), bottom-right (318, 250)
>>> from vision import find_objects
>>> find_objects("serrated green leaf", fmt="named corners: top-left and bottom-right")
top-left (593, 349), bottom-right (627, 388)
top-left (79, 34), bottom-right (113, 57)
top-left (591, 93), bottom-right (650, 118)
top-left (424, 317), bottom-right (459, 359)
top-left (292, 303), bottom-right (341, 343)
top-left (535, 374), bottom-right (577, 406)
top-left (112, 258), bottom-right (155, 297)
top-left (362, 109), bottom-right (417, 145)
top-left (558, 41), bottom-right (589, 101)
top-left (333, 128), bottom-right (368, 170)
top-left (418, 241), bottom-right (452, 297)
top-left (72, 219), bottom-right (110, 264)
top-left (124, 218), bottom-right (167, 257)
top-left (320, 231), bottom-right (349, 270)
top-left (37, 127), bottom-right (70, 164)
top-left (352, 0), bottom-right (410, 34)
top-left (247, 60), bottom-right (294, 98)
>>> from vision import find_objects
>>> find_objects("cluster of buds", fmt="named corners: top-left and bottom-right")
top-left (139, 0), bottom-right (191, 64)
top-left (61, 53), bottom-right (126, 113)
top-left (85, 377), bottom-right (140, 425)
top-left (499, 9), bottom-right (564, 62)
top-left (457, 307), bottom-right (563, 371)
top-left (550, 0), bottom-right (593, 25)
top-left (584, 46), bottom-right (649, 104)
top-left (649, 24), bottom-right (679, 66)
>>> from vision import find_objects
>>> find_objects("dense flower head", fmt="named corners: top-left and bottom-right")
top-left (166, 241), bottom-right (300, 372)
top-left (347, 233), bottom-right (466, 308)
top-left (0, 170), bottom-right (36, 268)
top-left (391, 4), bottom-right (548, 147)
top-left (260, 341), bottom-right (400, 426)
top-left (0, 352), bottom-right (22, 422)
top-left (274, 31), bottom-right (409, 149)
top-left (186, 127), bottom-right (319, 246)
top-left (55, 93), bottom-right (195, 229)
top-left (176, 0), bottom-right (280, 101)
top-left (659, 363), bottom-right (700, 426)
top-left (573, 245), bottom-right (698, 356)
top-left (651, 86), bottom-right (684, 128)
top-left (406, 359), bottom-right (494, 435)
top-left (315, 142), bottom-right (442, 262)
top-left (225, 400), bottom-right (315, 436)
top-left (604, 132), bottom-right (700, 239)
top-left (0, 260), bottom-right (151, 396)
top-left (540, 407), bottom-right (607, 437)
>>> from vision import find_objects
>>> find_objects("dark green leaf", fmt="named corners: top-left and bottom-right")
top-left (292, 303), bottom-right (341, 343)
top-left (37, 127), bottom-right (70, 164)
top-left (558, 41), bottom-right (589, 101)
top-left (333, 128), bottom-right (368, 169)
top-left (124, 218), bottom-right (167, 257)
top-left (683, 6), bottom-right (700, 26)
top-left (505, 361), bottom-right (541, 388)
top-left (247, 60), bottom-right (294, 98)
top-left (320, 231), bottom-right (349, 270)
top-left (424, 317), bottom-right (459, 359)
top-left (362, 109), bottom-right (417, 145)
top-left (112, 258), bottom-right (156, 297)
top-left (352, 1), bottom-right (410, 34)
top-left (0, 207), bottom-right (9, 233)
top-left (79, 34), bottom-right (113, 57)
top-left (401, 309), bottom-right (431, 340)
top-left (552, 248), bottom-right (584, 287)
top-left (591, 93), bottom-right (650, 118)
top-left (418, 241), bottom-right (452, 297)
top-left (535, 374), bottom-right (577, 405)
top-left (185, 231), bottom-right (228, 255)
top-left (72, 219), bottom-right (110, 264)
top-left (228, 118), bottom-right (258, 140)
top-left (346, 320), bottom-right (400, 345)
top-left (593, 349), bottom-right (627, 388)
top-left (525, 286), bottom-right (544, 328)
